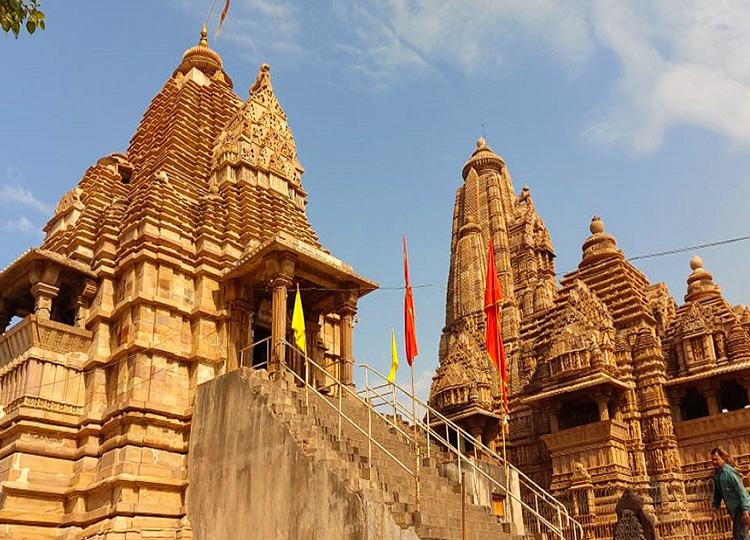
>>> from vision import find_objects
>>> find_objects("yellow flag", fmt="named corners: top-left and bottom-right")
top-left (388, 328), bottom-right (399, 383)
top-left (291, 284), bottom-right (306, 356)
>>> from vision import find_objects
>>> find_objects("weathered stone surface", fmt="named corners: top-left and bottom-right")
top-left (0, 27), bottom-right (375, 539)
top-left (434, 140), bottom-right (750, 540)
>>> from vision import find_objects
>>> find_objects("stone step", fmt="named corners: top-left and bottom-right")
top-left (250, 370), bottom-right (534, 540)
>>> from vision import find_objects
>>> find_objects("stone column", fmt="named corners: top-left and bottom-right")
top-left (226, 280), bottom-right (254, 372)
top-left (669, 390), bottom-right (684, 423)
top-left (704, 387), bottom-right (720, 416)
top-left (336, 287), bottom-right (358, 387)
top-left (28, 263), bottom-right (60, 321)
top-left (265, 255), bottom-right (295, 379)
top-left (31, 282), bottom-right (59, 320)
top-left (548, 410), bottom-right (560, 432)
top-left (596, 396), bottom-right (610, 421)
top-left (270, 274), bottom-right (292, 377)
top-left (73, 279), bottom-right (97, 329)
top-left (469, 425), bottom-right (484, 448)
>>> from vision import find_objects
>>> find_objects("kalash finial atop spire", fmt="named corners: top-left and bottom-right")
top-left (685, 254), bottom-right (720, 301)
top-left (462, 137), bottom-right (505, 179)
top-left (580, 215), bottom-right (620, 265)
top-left (200, 22), bottom-right (209, 47)
top-left (173, 23), bottom-right (227, 83)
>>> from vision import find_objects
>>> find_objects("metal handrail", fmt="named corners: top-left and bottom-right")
top-left (358, 361), bottom-right (585, 540)
top-left (277, 340), bottom-right (414, 479)
top-left (360, 373), bottom-right (566, 537)
top-left (243, 334), bottom-right (582, 540)
top-left (239, 335), bottom-right (272, 368)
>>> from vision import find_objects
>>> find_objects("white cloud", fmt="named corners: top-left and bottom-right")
top-left (339, 0), bottom-right (750, 152)
top-left (332, 4), bottom-right (436, 91)
top-left (1, 216), bottom-right (43, 236)
top-left (0, 184), bottom-right (52, 214)
top-left (173, 0), bottom-right (302, 59)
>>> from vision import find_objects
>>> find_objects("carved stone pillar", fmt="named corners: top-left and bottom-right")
top-left (596, 394), bottom-right (610, 421)
top-left (226, 280), bottom-right (255, 372)
top-left (31, 282), bottom-right (59, 320)
top-left (669, 390), bottom-right (684, 423)
top-left (336, 287), bottom-right (358, 387)
top-left (73, 279), bottom-right (97, 329)
top-left (548, 410), bottom-right (560, 433)
top-left (28, 263), bottom-right (61, 321)
top-left (469, 425), bottom-right (484, 447)
top-left (266, 255), bottom-right (295, 378)
top-left (228, 299), bottom-right (254, 371)
top-left (704, 387), bottom-right (720, 416)
top-left (270, 275), bottom-right (292, 377)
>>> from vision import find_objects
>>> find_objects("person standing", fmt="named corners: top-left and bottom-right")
top-left (712, 448), bottom-right (750, 540)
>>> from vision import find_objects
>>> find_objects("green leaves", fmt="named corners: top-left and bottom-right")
top-left (1, 0), bottom-right (46, 38)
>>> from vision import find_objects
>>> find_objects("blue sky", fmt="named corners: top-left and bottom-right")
top-left (2, 1), bottom-right (750, 399)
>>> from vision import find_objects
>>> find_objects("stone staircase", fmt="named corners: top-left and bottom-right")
top-left (253, 367), bottom-right (529, 540)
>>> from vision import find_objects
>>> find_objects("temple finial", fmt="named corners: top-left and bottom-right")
top-left (200, 23), bottom-right (208, 47)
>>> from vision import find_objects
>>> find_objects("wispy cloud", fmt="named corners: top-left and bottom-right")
top-left (0, 183), bottom-right (52, 215)
top-left (1, 216), bottom-right (43, 237)
top-left (335, 0), bottom-right (750, 152)
top-left (173, 0), bottom-right (302, 60)
top-left (170, 1), bottom-right (750, 151)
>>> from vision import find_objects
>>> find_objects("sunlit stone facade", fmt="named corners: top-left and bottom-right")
top-left (430, 139), bottom-right (750, 540)
top-left (0, 28), bottom-right (375, 539)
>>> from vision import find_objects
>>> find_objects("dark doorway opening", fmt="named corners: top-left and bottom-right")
top-left (681, 387), bottom-right (709, 420)
top-left (720, 379), bottom-right (749, 412)
top-left (252, 327), bottom-right (271, 368)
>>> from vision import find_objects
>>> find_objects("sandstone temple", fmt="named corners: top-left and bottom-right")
top-left (429, 138), bottom-right (750, 539)
top-left (1, 27), bottom-right (748, 540)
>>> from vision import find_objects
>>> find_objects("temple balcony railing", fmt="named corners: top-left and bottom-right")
top-left (0, 315), bottom-right (91, 417)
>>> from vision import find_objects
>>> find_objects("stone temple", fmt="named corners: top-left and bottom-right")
top-left (1, 27), bottom-right (749, 540)
top-left (0, 28), bottom-right (382, 539)
top-left (429, 138), bottom-right (750, 540)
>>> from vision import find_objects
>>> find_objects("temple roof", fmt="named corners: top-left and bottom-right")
top-left (40, 29), bottom-right (331, 277)
top-left (561, 217), bottom-right (656, 326)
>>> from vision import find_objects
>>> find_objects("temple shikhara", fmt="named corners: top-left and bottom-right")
top-left (429, 138), bottom-right (750, 539)
top-left (0, 28), bottom-right (378, 539)
top-left (1, 27), bottom-right (749, 540)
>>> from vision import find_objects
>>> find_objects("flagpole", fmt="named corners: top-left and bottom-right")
top-left (496, 310), bottom-right (509, 504)
top-left (410, 362), bottom-right (421, 513)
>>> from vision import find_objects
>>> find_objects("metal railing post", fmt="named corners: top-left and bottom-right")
top-left (391, 384), bottom-right (397, 421)
top-left (338, 377), bottom-right (342, 441)
top-left (426, 408), bottom-right (431, 459)
top-left (367, 398), bottom-right (372, 469)
top-left (457, 432), bottom-right (462, 478)
top-left (304, 351), bottom-right (309, 408)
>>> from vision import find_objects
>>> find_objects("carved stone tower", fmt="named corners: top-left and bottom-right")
top-left (429, 138), bottom-right (556, 448)
top-left (0, 28), bottom-right (375, 540)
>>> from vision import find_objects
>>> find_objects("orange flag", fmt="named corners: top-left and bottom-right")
top-left (215, 0), bottom-right (231, 38)
top-left (484, 238), bottom-right (508, 414)
top-left (403, 236), bottom-right (418, 366)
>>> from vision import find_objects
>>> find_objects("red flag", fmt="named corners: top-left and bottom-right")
top-left (403, 236), bottom-right (418, 365)
top-left (215, 0), bottom-right (231, 38)
top-left (484, 238), bottom-right (508, 413)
